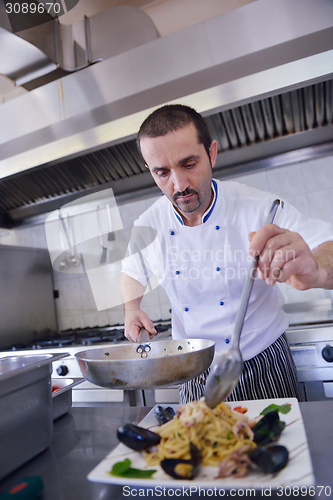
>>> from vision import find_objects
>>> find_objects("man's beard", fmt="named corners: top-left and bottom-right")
top-left (172, 188), bottom-right (201, 213)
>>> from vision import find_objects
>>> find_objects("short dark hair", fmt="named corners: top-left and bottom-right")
top-left (136, 104), bottom-right (212, 161)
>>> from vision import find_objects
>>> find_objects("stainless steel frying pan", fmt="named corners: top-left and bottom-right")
top-left (75, 339), bottom-right (214, 390)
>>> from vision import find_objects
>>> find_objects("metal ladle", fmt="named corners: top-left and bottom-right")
top-left (97, 206), bottom-right (107, 265)
top-left (59, 212), bottom-right (81, 268)
top-left (67, 215), bottom-right (81, 266)
top-left (204, 199), bottom-right (282, 408)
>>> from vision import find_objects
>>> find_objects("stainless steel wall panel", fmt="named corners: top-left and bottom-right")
top-left (0, 246), bottom-right (57, 349)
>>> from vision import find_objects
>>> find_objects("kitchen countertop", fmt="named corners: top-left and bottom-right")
top-left (0, 402), bottom-right (332, 500)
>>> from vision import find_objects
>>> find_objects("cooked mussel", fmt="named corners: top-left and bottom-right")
top-left (161, 442), bottom-right (202, 480)
top-left (249, 445), bottom-right (289, 474)
top-left (252, 410), bottom-right (286, 446)
top-left (117, 423), bottom-right (161, 451)
top-left (154, 405), bottom-right (176, 425)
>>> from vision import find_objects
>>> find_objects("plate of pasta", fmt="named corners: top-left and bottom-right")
top-left (87, 398), bottom-right (314, 488)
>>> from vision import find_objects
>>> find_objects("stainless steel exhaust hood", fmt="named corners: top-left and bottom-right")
top-left (0, 0), bottom-right (333, 225)
top-left (0, 4), bottom-right (160, 84)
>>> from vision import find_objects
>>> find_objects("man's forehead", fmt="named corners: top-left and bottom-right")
top-left (140, 123), bottom-right (201, 154)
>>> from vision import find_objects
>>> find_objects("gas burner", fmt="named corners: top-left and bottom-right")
top-left (24, 329), bottom-right (128, 350)
top-left (81, 336), bottom-right (110, 346)
top-left (1, 321), bottom-right (171, 353)
top-left (11, 344), bottom-right (30, 351)
top-left (31, 336), bottom-right (76, 349)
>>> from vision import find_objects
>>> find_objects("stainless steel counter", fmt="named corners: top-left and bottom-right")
top-left (0, 403), bottom-right (332, 499)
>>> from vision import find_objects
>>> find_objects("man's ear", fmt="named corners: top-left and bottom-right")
top-left (209, 140), bottom-right (218, 168)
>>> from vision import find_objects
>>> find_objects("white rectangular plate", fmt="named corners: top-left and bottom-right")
top-left (88, 398), bottom-right (315, 488)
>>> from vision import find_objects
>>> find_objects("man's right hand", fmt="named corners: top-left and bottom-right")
top-left (124, 309), bottom-right (157, 343)
top-left (120, 272), bottom-right (157, 342)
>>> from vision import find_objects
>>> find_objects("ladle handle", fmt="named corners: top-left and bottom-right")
top-left (231, 199), bottom-right (282, 348)
top-left (59, 211), bottom-right (73, 254)
top-left (96, 206), bottom-right (104, 247)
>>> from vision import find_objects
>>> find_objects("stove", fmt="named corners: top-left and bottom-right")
top-left (5, 319), bottom-right (331, 403)
top-left (286, 323), bottom-right (333, 401)
top-left (6, 326), bottom-right (127, 352)
top-left (1, 321), bottom-right (173, 351)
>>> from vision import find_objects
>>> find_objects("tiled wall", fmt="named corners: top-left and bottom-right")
top-left (1, 153), bottom-right (333, 332)
top-left (0, 193), bottom-right (171, 332)
top-left (234, 155), bottom-right (333, 307)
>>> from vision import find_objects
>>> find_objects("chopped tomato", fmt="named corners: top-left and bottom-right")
top-left (233, 406), bottom-right (248, 414)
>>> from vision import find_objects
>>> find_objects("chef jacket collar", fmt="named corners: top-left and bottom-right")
top-left (172, 179), bottom-right (218, 225)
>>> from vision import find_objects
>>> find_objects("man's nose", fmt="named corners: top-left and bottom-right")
top-left (171, 170), bottom-right (189, 193)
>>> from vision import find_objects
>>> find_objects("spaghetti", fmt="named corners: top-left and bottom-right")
top-left (143, 398), bottom-right (257, 467)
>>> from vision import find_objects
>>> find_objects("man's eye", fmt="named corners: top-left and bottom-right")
top-left (185, 163), bottom-right (195, 169)
top-left (156, 171), bottom-right (168, 177)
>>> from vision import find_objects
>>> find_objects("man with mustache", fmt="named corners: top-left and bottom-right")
top-left (120, 104), bottom-right (333, 403)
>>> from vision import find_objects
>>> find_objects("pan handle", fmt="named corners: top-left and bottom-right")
top-left (137, 328), bottom-right (150, 343)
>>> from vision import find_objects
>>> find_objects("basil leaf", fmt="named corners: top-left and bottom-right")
top-left (278, 404), bottom-right (292, 414)
top-left (260, 403), bottom-right (291, 416)
top-left (117, 468), bottom-right (157, 478)
top-left (111, 458), bottom-right (131, 475)
top-left (110, 459), bottom-right (157, 479)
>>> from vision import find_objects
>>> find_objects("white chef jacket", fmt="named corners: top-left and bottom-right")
top-left (121, 180), bottom-right (333, 360)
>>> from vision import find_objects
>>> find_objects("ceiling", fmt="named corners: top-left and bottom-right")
top-left (0, 0), bottom-right (333, 227)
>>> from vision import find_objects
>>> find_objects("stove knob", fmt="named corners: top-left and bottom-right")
top-left (322, 345), bottom-right (333, 363)
top-left (56, 364), bottom-right (69, 376)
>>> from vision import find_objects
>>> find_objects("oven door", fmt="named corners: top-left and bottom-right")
top-left (288, 330), bottom-right (333, 401)
top-left (296, 366), bottom-right (333, 401)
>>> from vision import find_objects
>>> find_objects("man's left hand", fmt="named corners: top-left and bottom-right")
top-left (248, 223), bottom-right (321, 290)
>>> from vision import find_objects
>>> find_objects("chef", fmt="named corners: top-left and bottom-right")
top-left (120, 104), bottom-right (333, 404)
